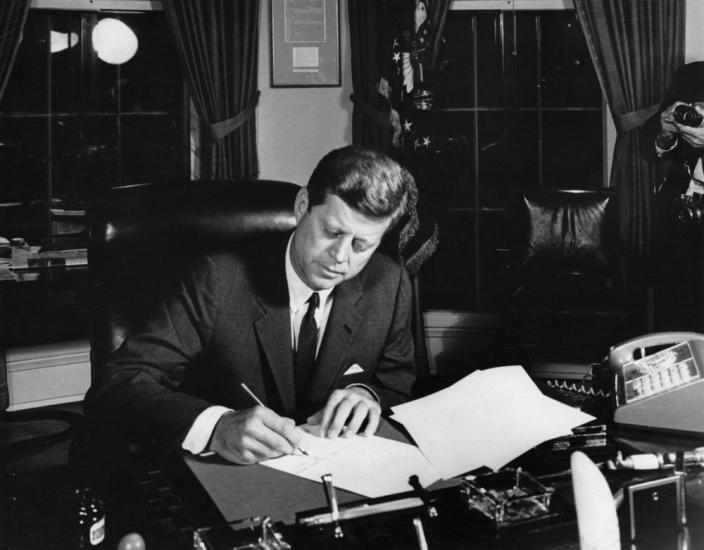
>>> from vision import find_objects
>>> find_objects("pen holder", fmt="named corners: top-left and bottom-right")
top-left (193, 516), bottom-right (291, 550)
top-left (461, 468), bottom-right (556, 528)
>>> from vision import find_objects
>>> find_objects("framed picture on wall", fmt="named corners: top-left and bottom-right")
top-left (270, 0), bottom-right (340, 87)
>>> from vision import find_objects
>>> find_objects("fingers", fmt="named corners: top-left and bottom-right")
top-left (209, 406), bottom-right (302, 464)
top-left (314, 388), bottom-right (381, 439)
top-left (675, 124), bottom-right (704, 148)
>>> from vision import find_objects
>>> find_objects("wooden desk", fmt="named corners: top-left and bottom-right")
top-left (166, 422), bottom-right (704, 550)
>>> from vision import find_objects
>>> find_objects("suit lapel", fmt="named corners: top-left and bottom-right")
top-left (253, 235), bottom-right (296, 415)
top-left (309, 277), bottom-right (363, 402)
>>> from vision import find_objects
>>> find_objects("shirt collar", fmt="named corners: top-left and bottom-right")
top-left (285, 234), bottom-right (333, 313)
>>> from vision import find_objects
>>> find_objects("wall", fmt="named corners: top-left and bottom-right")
top-left (685, 0), bottom-right (704, 63)
top-left (256, 0), bottom-right (354, 186)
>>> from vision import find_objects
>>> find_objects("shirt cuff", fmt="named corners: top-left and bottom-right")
top-left (655, 134), bottom-right (678, 157)
top-left (181, 405), bottom-right (233, 455)
top-left (345, 383), bottom-right (380, 404)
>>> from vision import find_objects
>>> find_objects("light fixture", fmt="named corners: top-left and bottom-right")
top-left (50, 30), bottom-right (79, 54)
top-left (91, 18), bottom-right (138, 65)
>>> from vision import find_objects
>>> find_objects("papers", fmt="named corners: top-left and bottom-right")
top-left (11, 247), bottom-right (87, 269)
top-left (262, 365), bottom-right (594, 494)
top-left (261, 431), bottom-right (441, 498)
top-left (391, 365), bottom-right (595, 479)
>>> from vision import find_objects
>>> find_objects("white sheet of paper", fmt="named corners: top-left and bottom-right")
top-left (260, 432), bottom-right (442, 498)
top-left (391, 365), bottom-right (594, 479)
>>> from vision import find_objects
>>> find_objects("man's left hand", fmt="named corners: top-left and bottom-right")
top-left (307, 387), bottom-right (381, 439)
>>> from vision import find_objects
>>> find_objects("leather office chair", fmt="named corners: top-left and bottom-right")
top-left (87, 180), bottom-right (300, 381)
top-left (499, 189), bottom-right (645, 376)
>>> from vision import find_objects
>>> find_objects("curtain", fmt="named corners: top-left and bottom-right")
top-left (162, 0), bottom-right (260, 180)
top-left (0, 0), bottom-right (31, 102)
top-left (573, 0), bottom-right (685, 258)
top-left (348, 0), bottom-right (400, 150)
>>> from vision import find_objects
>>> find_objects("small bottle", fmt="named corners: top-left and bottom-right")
top-left (75, 487), bottom-right (106, 548)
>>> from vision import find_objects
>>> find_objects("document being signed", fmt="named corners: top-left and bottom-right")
top-left (262, 366), bottom-right (594, 495)
top-left (261, 431), bottom-right (442, 498)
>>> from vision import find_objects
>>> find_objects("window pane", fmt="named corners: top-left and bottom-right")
top-left (53, 116), bottom-right (120, 198)
top-left (477, 210), bottom-right (512, 310)
top-left (0, 118), bottom-right (47, 202)
top-left (1, 13), bottom-right (48, 114)
top-left (122, 115), bottom-right (182, 185)
top-left (540, 11), bottom-right (602, 107)
top-left (478, 110), bottom-right (539, 207)
top-left (51, 12), bottom-right (83, 114)
top-left (542, 110), bottom-right (603, 188)
top-left (422, 211), bottom-right (477, 310)
top-left (476, 13), bottom-right (503, 107)
top-left (120, 13), bottom-right (182, 113)
top-left (437, 12), bottom-right (474, 108)
top-left (505, 12), bottom-right (538, 107)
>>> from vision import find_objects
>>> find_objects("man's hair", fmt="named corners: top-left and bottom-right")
top-left (306, 146), bottom-right (410, 222)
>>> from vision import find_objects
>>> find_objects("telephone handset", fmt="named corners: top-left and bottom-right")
top-left (606, 332), bottom-right (704, 435)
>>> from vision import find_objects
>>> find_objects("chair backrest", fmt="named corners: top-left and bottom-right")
top-left (88, 180), bottom-right (300, 382)
top-left (511, 188), bottom-right (618, 283)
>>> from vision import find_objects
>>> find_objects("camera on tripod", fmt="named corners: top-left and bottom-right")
top-left (674, 104), bottom-right (704, 127)
top-left (676, 192), bottom-right (704, 225)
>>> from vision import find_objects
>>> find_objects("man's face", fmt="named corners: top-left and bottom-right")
top-left (290, 189), bottom-right (393, 291)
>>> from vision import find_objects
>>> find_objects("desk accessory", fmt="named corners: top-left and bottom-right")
top-left (607, 332), bottom-right (704, 435)
top-left (412, 517), bottom-right (429, 550)
top-left (461, 467), bottom-right (556, 529)
top-left (623, 474), bottom-right (686, 541)
top-left (571, 451), bottom-right (620, 550)
top-left (321, 473), bottom-right (344, 539)
top-left (612, 448), bottom-right (704, 472)
top-left (192, 516), bottom-right (291, 550)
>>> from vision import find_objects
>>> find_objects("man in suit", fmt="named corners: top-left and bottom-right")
top-left (646, 61), bottom-right (704, 330)
top-left (85, 146), bottom-right (416, 464)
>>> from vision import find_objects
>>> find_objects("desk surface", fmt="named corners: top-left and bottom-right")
top-left (170, 421), bottom-right (704, 550)
top-left (183, 420), bottom-right (414, 526)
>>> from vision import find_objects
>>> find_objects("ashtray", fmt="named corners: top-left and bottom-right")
top-left (461, 468), bottom-right (556, 528)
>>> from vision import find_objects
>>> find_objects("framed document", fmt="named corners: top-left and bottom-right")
top-left (270, 0), bottom-right (340, 87)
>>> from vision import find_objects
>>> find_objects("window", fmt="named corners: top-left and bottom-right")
top-left (420, 9), bottom-right (604, 312)
top-left (0, 9), bottom-right (184, 245)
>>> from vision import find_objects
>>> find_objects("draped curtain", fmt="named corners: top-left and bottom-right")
top-left (573, 0), bottom-right (685, 258)
top-left (0, 0), bottom-right (30, 102)
top-left (348, 0), bottom-right (402, 150)
top-left (162, 0), bottom-right (260, 180)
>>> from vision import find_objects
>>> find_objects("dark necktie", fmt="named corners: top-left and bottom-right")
top-left (295, 292), bottom-right (320, 405)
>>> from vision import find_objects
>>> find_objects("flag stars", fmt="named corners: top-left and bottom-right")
top-left (422, 136), bottom-right (431, 147)
top-left (392, 52), bottom-right (401, 63)
top-left (403, 120), bottom-right (413, 132)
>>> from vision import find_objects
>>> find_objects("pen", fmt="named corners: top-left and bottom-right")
top-left (240, 382), bottom-right (308, 456)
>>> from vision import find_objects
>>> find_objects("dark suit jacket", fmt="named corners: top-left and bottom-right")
top-left (85, 233), bottom-right (416, 448)
top-left (643, 62), bottom-right (704, 330)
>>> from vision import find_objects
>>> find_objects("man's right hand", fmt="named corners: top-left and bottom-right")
top-left (660, 101), bottom-right (689, 134)
top-left (208, 406), bottom-right (304, 464)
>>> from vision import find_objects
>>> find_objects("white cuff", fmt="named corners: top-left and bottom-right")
top-left (181, 405), bottom-right (233, 455)
top-left (655, 136), bottom-right (678, 157)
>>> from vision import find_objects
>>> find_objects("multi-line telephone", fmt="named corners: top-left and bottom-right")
top-left (605, 332), bottom-right (704, 435)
